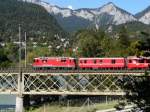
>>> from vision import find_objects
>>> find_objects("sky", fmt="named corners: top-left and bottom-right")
top-left (44, 0), bottom-right (150, 14)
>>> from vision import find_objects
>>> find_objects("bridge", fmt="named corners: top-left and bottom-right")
top-left (0, 68), bottom-right (149, 112)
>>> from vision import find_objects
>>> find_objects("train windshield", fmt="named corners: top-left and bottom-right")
top-left (61, 59), bottom-right (66, 62)
top-left (145, 59), bottom-right (150, 63)
top-left (33, 59), bottom-right (39, 63)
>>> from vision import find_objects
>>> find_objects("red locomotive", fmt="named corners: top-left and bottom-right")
top-left (33, 57), bottom-right (76, 69)
top-left (127, 57), bottom-right (150, 69)
top-left (32, 56), bottom-right (150, 70)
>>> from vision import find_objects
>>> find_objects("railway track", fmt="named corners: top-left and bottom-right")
top-left (0, 68), bottom-right (149, 74)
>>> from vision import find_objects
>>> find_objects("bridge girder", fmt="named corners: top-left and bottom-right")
top-left (0, 71), bottom-right (148, 95)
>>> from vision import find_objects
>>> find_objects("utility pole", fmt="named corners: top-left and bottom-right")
top-left (25, 32), bottom-right (27, 68)
top-left (19, 24), bottom-right (22, 72)
top-left (16, 24), bottom-right (23, 112)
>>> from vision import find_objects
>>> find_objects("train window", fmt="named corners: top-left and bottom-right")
top-left (34, 59), bottom-right (39, 63)
top-left (80, 60), bottom-right (82, 63)
top-left (94, 60), bottom-right (96, 64)
top-left (139, 59), bottom-right (144, 63)
top-left (128, 60), bottom-right (132, 63)
top-left (99, 60), bottom-right (103, 63)
top-left (111, 59), bottom-right (116, 64)
top-left (61, 59), bottom-right (66, 62)
top-left (42, 60), bottom-right (47, 63)
top-left (84, 60), bottom-right (87, 63)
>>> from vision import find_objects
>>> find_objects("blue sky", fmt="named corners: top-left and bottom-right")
top-left (44, 0), bottom-right (150, 14)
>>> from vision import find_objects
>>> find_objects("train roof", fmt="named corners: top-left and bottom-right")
top-left (127, 56), bottom-right (150, 59)
top-left (79, 57), bottom-right (124, 60)
top-left (34, 57), bottom-right (76, 60)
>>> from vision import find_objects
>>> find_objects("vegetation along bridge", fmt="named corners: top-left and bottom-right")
top-left (0, 68), bottom-right (149, 112)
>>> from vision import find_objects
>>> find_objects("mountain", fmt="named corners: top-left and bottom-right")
top-left (38, 2), bottom-right (137, 32)
top-left (113, 21), bottom-right (150, 33)
top-left (39, 2), bottom-right (92, 32)
top-left (21, 0), bottom-right (150, 32)
top-left (91, 2), bottom-right (136, 25)
top-left (136, 6), bottom-right (150, 24)
top-left (0, 0), bottom-right (67, 43)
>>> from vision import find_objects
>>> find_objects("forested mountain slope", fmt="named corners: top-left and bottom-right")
top-left (0, 0), bottom-right (67, 42)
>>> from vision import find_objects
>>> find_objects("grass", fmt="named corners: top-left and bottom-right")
top-left (26, 101), bottom-right (118, 112)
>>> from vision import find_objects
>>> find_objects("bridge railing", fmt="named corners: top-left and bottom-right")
top-left (0, 68), bottom-right (149, 95)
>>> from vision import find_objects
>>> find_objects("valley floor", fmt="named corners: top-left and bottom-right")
top-left (26, 101), bottom-right (118, 112)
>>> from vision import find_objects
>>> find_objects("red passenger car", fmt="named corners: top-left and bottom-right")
top-left (78, 58), bottom-right (125, 69)
top-left (32, 57), bottom-right (76, 69)
top-left (127, 57), bottom-right (150, 69)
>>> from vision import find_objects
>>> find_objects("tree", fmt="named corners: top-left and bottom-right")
top-left (100, 36), bottom-right (113, 57)
top-left (27, 46), bottom-right (52, 63)
top-left (4, 42), bottom-right (19, 62)
top-left (128, 37), bottom-right (150, 57)
top-left (124, 72), bottom-right (150, 112)
top-left (0, 48), bottom-right (11, 67)
top-left (128, 40), bottom-right (143, 56)
top-left (140, 37), bottom-right (150, 56)
top-left (75, 30), bottom-right (103, 57)
top-left (118, 26), bottom-right (130, 48)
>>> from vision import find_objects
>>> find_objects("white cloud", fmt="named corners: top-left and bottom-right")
top-left (68, 5), bottom-right (73, 10)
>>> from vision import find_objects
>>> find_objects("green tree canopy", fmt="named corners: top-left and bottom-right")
top-left (0, 47), bottom-right (11, 67)
top-left (124, 73), bottom-right (150, 112)
top-left (75, 29), bottom-right (103, 57)
top-left (118, 26), bottom-right (130, 48)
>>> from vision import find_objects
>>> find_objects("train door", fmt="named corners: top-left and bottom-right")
top-left (74, 58), bottom-right (78, 69)
top-left (145, 58), bottom-right (150, 69)
top-left (148, 58), bottom-right (150, 68)
top-left (124, 58), bottom-right (128, 69)
top-left (60, 58), bottom-right (67, 69)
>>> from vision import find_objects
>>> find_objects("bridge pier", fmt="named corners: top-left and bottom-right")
top-left (16, 95), bottom-right (24, 112)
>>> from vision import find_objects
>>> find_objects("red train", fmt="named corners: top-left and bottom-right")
top-left (32, 56), bottom-right (150, 70)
